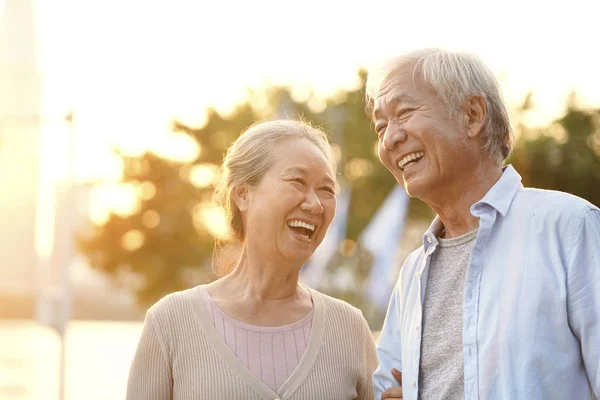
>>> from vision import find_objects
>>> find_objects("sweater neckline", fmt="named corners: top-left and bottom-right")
top-left (188, 284), bottom-right (326, 399)
top-left (201, 286), bottom-right (315, 332)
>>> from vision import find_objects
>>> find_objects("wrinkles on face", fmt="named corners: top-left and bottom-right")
top-left (372, 67), bottom-right (480, 204)
top-left (244, 139), bottom-right (337, 267)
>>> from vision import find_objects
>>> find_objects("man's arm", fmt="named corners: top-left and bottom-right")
top-left (373, 283), bottom-right (403, 399)
top-left (566, 208), bottom-right (600, 397)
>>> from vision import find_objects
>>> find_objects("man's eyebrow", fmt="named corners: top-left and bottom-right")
top-left (373, 93), bottom-right (416, 120)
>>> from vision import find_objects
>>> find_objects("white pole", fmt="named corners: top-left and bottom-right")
top-left (59, 321), bottom-right (65, 400)
top-left (59, 111), bottom-right (76, 400)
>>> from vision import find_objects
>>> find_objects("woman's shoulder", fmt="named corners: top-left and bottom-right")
top-left (146, 285), bottom-right (204, 321)
top-left (311, 289), bottom-right (367, 326)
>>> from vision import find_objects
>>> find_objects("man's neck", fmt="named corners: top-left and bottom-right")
top-left (426, 166), bottom-right (502, 239)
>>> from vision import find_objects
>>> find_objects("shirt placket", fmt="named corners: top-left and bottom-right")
top-left (409, 236), bottom-right (437, 399)
top-left (463, 211), bottom-right (495, 400)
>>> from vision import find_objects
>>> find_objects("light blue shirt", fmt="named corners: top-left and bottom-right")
top-left (373, 165), bottom-right (600, 400)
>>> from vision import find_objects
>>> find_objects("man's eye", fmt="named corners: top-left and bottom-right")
top-left (397, 109), bottom-right (414, 118)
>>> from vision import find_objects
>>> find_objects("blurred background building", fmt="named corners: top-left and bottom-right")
top-left (0, 0), bottom-right (40, 317)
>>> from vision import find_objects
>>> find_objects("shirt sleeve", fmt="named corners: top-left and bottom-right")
top-left (566, 208), bottom-right (600, 398)
top-left (372, 282), bottom-right (403, 400)
top-left (126, 310), bottom-right (173, 400)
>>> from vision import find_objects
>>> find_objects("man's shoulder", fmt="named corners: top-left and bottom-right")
top-left (513, 186), bottom-right (597, 219)
top-left (400, 246), bottom-right (426, 273)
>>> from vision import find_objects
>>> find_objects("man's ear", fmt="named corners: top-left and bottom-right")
top-left (463, 96), bottom-right (487, 139)
top-left (232, 183), bottom-right (250, 212)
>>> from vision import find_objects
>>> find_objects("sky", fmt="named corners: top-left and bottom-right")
top-left (2, 0), bottom-right (600, 255)
top-left (29, 0), bottom-right (599, 181)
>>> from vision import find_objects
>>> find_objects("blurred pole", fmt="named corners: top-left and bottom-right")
top-left (326, 106), bottom-right (348, 288)
top-left (326, 106), bottom-right (346, 176)
top-left (59, 111), bottom-right (76, 400)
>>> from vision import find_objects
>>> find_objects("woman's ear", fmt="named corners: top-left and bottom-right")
top-left (463, 95), bottom-right (487, 139)
top-left (232, 183), bottom-right (250, 212)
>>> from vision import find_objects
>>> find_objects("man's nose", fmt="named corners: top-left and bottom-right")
top-left (382, 124), bottom-right (408, 151)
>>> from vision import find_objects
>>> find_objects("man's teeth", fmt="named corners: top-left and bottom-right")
top-left (287, 220), bottom-right (315, 232)
top-left (398, 151), bottom-right (424, 169)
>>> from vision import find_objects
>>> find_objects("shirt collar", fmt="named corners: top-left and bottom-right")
top-left (423, 216), bottom-right (443, 251)
top-left (422, 165), bottom-right (523, 249)
top-left (471, 164), bottom-right (522, 218)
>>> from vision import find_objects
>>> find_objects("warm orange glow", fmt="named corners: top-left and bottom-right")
top-left (193, 204), bottom-right (231, 240)
top-left (138, 182), bottom-right (156, 201)
top-left (345, 158), bottom-right (374, 181)
top-left (89, 184), bottom-right (140, 225)
top-left (189, 163), bottom-right (220, 188)
top-left (141, 210), bottom-right (160, 229)
top-left (307, 97), bottom-right (327, 113)
top-left (121, 229), bottom-right (145, 251)
top-left (21, 0), bottom-right (600, 267)
top-left (153, 133), bottom-right (200, 163)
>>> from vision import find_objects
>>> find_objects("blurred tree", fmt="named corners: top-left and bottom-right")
top-left (79, 74), bottom-right (402, 306)
top-left (79, 74), bottom-right (599, 309)
top-left (509, 95), bottom-right (600, 208)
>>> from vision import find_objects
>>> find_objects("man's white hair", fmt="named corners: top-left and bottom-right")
top-left (365, 48), bottom-right (514, 166)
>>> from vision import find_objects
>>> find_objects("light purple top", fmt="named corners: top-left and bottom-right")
top-left (201, 287), bottom-right (314, 392)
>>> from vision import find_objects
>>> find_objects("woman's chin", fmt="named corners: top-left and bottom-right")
top-left (279, 249), bottom-right (314, 269)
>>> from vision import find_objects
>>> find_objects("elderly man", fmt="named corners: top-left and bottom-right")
top-left (367, 48), bottom-right (600, 400)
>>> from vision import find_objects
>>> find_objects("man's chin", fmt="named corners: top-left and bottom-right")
top-left (402, 178), bottom-right (426, 199)
top-left (393, 170), bottom-right (426, 198)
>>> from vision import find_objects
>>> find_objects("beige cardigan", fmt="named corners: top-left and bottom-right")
top-left (126, 285), bottom-right (377, 400)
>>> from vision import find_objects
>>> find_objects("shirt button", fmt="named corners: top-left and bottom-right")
top-left (426, 236), bottom-right (432, 243)
top-left (415, 324), bottom-right (419, 331)
top-left (415, 271), bottom-right (421, 278)
top-left (411, 380), bottom-right (416, 387)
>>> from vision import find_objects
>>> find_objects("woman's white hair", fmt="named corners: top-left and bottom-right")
top-left (365, 48), bottom-right (514, 166)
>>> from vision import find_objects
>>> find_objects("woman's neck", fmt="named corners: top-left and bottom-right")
top-left (207, 249), bottom-right (313, 326)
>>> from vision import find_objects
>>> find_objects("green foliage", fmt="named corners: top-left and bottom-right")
top-left (509, 105), bottom-right (600, 207)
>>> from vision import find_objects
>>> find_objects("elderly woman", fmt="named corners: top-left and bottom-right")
top-left (126, 119), bottom-right (377, 400)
